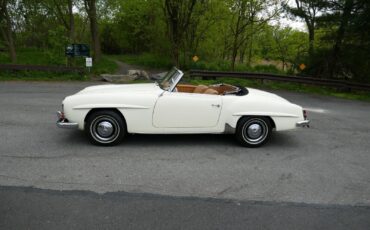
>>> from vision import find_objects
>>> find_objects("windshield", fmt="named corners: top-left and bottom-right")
top-left (159, 67), bottom-right (183, 92)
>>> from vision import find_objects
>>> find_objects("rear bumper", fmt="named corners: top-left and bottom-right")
top-left (56, 111), bottom-right (78, 129)
top-left (296, 120), bottom-right (310, 127)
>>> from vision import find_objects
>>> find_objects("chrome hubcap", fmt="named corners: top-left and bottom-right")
top-left (241, 119), bottom-right (268, 144)
top-left (90, 116), bottom-right (120, 143)
top-left (247, 124), bottom-right (262, 139)
top-left (97, 121), bottom-right (114, 137)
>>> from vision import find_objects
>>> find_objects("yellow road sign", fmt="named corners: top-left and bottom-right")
top-left (299, 63), bottom-right (306, 70)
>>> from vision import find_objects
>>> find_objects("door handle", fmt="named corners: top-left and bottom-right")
top-left (211, 104), bottom-right (221, 108)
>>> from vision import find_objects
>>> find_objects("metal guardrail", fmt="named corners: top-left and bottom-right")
top-left (189, 70), bottom-right (370, 92)
top-left (0, 64), bottom-right (85, 74)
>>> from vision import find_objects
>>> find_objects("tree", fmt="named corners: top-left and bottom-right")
top-left (228, 0), bottom-right (280, 70)
top-left (272, 27), bottom-right (291, 70)
top-left (84, 0), bottom-right (101, 61)
top-left (0, 0), bottom-right (16, 63)
top-left (328, 0), bottom-right (354, 78)
top-left (272, 26), bottom-right (308, 71)
top-left (311, 0), bottom-right (370, 81)
top-left (41, 0), bottom-right (75, 42)
top-left (286, 0), bottom-right (325, 58)
top-left (163, 0), bottom-right (197, 67)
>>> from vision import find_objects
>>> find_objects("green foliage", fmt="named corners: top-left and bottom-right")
top-left (0, 0), bottom-right (369, 84)
top-left (92, 56), bottom-right (118, 75)
top-left (45, 26), bottom-right (69, 65)
top-left (100, 0), bottom-right (168, 55)
top-left (0, 48), bottom-right (62, 65)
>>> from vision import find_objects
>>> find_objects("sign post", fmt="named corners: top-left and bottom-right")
top-left (86, 57), bottom-right (93, 72)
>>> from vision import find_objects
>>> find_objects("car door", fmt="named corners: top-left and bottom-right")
top-left (153, 91), bottom-right (222, 128)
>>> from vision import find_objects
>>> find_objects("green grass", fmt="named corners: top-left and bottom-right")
top-left (187, 77), bottom-right (370, 102)
top-left (0, 48), bottom-right (118, 81)
top-left (91, 56), bottom-right (118, 75)
top-left (0, 48), bottom-right (59, 65)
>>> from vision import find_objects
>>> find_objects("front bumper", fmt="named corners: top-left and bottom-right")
top-left (56, 111), bottom-right (78, 129)
top-left (296, 120), bottom-right (310, 127)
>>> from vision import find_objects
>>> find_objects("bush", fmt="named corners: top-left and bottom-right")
top-left (252, 64), bottom-right (282, 74)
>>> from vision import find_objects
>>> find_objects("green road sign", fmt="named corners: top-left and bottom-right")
top-left (65, 44), bottom-right (90, 57)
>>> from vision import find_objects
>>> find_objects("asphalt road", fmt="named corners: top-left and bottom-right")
top-left (0, 81), bottom-right (370, 229)
top-left (1, 186), bottom-right (369, 230)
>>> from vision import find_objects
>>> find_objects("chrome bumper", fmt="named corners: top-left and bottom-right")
top-left (56, 111), bottom-right (78, 129)
top-left (296, 120), bottom-right (310, 127)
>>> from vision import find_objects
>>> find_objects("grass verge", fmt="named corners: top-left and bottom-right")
top-left (0, 49), bottom-right (118, 81)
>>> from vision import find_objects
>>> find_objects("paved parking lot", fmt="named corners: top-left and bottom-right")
top-left (0, 81), bottom-right (369, 229)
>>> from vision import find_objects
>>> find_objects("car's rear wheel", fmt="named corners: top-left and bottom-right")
top-left (85, 110), bottom-right (126, 146)
top-left (235, 117), bottom-right (272, 147)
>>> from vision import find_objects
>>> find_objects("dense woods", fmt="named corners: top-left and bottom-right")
top-left (0, 0), bottom-right (369, 82)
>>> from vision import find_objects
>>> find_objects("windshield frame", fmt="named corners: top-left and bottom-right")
top-left (159, 67), bottom-right (184, 92)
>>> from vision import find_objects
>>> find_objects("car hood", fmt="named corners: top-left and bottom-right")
top-left (76, 83), bottom-right (162, 95)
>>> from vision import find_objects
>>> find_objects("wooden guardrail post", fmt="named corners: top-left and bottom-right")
top-left (0, 64), bottom-right (85, 74)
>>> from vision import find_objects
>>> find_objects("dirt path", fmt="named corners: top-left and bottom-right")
top-left (113, 60), bottom-right (165, 76)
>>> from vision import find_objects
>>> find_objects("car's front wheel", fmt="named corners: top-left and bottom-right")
top-left (236, 117), bottom-right (272, 147)
top-left (85, 110), bottom-right (126, 146)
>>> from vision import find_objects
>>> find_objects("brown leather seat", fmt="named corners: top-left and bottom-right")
top-left (203, 89), bottom-right (218, 95)
top-left (193, 85), bottom-right (209, 94)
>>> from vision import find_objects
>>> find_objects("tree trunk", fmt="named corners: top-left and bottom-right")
top-left (329, 0), bottom-right (353, 78)
top-left (239, 48), bottom-right (245, 64)
top-left (247, 22), bottom-right (254, 66)
top-left (171, 22), bottom-right (180, 67)
top-left (164, 0), bottom-right (196, 68)
top-left (231, 13), bottom-right (242, 71)
top-left (68, 0), bottom-right (75, 42)
top-left (85, 0), bottom-right (101, 61)
top-left (0, 0), bottom-right (16, 63)
top-left (231, 40), bottom-right (238, 71)
top-left (308, 25), bottom-right (314, 58)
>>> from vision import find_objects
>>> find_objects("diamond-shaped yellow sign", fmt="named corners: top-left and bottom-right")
top-left (299, 63), bottom-right (306, 70)
top-left (192, 55), bottom-right (199, 62)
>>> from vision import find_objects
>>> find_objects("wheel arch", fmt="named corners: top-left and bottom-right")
top-left (84, 108), bottom-right (128, 132)
top-left (236, 115), bottom-right (276, 130)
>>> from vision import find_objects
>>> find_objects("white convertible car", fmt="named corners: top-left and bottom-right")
top-left (57, 67), bottom-right (309, 147)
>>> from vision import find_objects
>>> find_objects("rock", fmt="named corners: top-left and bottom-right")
top-left (101, 69), bottom-right (150, 83)
top-left (101, 74), bottom-right (134, 83)
top-left (128, 70), bottom-right (150, 80)
top-left (150, 72), bottom-right (167, 81)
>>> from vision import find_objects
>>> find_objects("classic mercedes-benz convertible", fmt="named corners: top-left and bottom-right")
top-left (57, 67), bottom-right (309, 147)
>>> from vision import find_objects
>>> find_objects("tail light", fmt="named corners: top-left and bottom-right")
top-left (303, 110), bottom-right (307, 120)
top-left (57, 111), bottom-right (65, 120)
